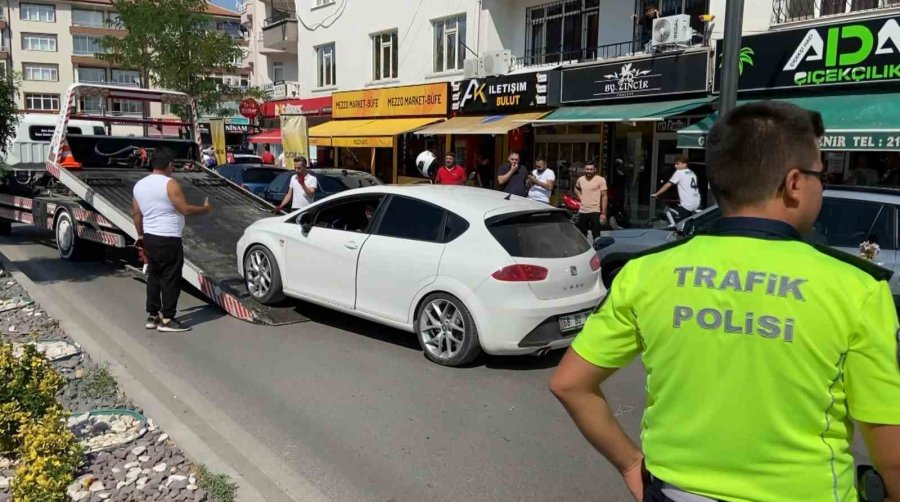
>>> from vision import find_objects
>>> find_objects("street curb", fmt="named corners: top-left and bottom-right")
top-left (0, 253), bottom-right (331, 502)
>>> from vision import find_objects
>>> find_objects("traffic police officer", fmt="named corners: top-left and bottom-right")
top-left (550, 101), bottom-right (900, 501)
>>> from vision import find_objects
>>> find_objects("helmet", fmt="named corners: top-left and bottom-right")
top-left (416, 150), bottom-right (437, 179)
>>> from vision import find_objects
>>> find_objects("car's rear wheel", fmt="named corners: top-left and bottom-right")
top-left (416, 293), bottom-right (481, 367)
top-left (244, 245), bottom-right (284, 304)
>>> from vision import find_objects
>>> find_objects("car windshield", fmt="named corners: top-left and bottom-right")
top-left (242, 169), bottom-right (283, 184)
top-left (487, 211), bottom-right (590, 258)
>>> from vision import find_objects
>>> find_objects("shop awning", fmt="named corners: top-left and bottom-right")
top-left (248, 129), bottom-right (281, 144)
top-left (531, 97), bottom-right (713, 124)
top-left (413, 112), bottom-right (548, 135)
top-left (309, 117), bottom-right (442, 148)
top-left (677, 92), bottom-right (900, 151)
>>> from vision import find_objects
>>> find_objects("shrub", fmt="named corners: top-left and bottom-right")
top-left (12, 406), bottom-right (83, 502)
top-left (0, 343), bottom-right (65, 452)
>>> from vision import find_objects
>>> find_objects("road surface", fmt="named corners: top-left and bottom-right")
top-left (0, 226), bottom-right (647, 502)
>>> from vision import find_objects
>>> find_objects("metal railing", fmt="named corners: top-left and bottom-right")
top-left (516, 37), bottom-right (707, 68)
top-left (772, 0), bottom-right (900, 23)
top-left (263, 9), bottom-right (295, 28)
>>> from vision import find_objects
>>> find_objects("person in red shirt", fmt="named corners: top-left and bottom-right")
top-left (434, 152), bottom-right (468, 185)
top-left (261, 145), bottom-right (275, 165)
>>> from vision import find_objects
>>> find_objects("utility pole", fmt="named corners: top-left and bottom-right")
top-left (718, 0), bottom-right (745, 117)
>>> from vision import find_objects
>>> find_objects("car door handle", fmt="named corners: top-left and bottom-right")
top-left (344, 241), bottom-right (358, 250)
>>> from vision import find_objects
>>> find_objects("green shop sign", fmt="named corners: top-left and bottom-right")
top-left (714, 16), bottom-right (900, 92)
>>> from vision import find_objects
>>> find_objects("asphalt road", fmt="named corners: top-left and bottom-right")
top-left (0, 226), bottom-right (647, 502)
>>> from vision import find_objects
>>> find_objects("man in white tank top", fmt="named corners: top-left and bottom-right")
top-left (132, 148), bottom-right (212, 332)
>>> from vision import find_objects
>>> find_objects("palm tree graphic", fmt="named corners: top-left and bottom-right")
top-left (720, 47), bottom-right (755, 76)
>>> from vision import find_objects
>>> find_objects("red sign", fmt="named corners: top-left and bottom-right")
top-left (239, 98), bottom-right (260, 119)
top-left (259, 96), bottom-right (333, 118)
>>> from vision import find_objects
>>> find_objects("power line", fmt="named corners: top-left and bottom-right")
top-left (296, 0), bottom-right (350, 31)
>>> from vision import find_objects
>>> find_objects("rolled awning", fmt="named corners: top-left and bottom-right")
top-left (413, 112), bottom-right (548, 135)
top-left (678, 92), bottom-right (900, 151)
top-left (532, 97), bottom-right (712, 124)
top-left (309, 117), bottom-right (443, 148)
top-left (248, 129), bottom-right (280, 144)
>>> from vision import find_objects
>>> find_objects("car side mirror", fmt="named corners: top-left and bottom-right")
top-left (298, 212), bottom-right (312, 233)
top-left (677, 218), bottom-right (695, 236)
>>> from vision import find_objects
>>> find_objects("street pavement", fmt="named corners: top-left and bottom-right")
top-left (0, 226), bottom-right (645, 502)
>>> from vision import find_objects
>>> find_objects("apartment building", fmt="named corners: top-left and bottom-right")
top-left (0, 0), bottom-right (251, 115)
top-left (241, 0), bottom-right (297, 99)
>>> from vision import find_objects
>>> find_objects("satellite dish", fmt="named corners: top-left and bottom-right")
top-left (416, 150), bottom-right (437, 179)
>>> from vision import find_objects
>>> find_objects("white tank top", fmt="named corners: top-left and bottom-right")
top-left (133, 174), bottom-right (185, 238)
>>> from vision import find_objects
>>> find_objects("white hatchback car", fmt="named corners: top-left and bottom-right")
top-left (236, 185), bottom-right (604, 366)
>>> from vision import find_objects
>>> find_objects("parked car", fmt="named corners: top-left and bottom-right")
top-left (237, 185), bottom-right (603, 366)
top-left (595, 186), bottom-right (900, 297)
top-left (232, 153), bottom-right (263, 164)
top-left (215, 164), bottom-right (285, 197)
top-left (261, 168), bottom-right (383, 205)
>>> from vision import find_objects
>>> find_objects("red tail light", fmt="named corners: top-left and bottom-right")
top-left (590, 254), bottom-right (601, 271)
top-left (492, 264), bottom-right (548, 282)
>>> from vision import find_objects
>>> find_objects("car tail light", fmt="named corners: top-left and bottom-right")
top-left (492, 264), bottom-right (548, 282)
top-left (590, 254), bottom-right (601, 271)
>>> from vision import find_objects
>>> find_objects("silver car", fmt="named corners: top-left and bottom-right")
top-left (595, 187), bottom-right (900, 298)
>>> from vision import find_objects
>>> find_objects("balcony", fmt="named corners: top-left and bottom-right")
top-left (517, 36), bottom-right (708, 69)
top-left (772, 0), bottom-right (900, 24)
top-left (240, 1), bottom-right (252, 26)
top-left (262, 11), bottom-right (297, 52)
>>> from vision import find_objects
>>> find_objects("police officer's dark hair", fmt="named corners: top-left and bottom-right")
top-left (707, 101), bottom-right (824, 210)
top-left (150, 147), bottom-right (176, 170)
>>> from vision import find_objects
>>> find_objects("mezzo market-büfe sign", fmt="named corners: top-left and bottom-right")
top-left (714, 15), bottom-right (900, 92)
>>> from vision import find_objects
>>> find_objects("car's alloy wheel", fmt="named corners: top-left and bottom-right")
top-left (244, 245), bottom-right (284, 304)
top-left (416, 293), bottom-right (481, 367)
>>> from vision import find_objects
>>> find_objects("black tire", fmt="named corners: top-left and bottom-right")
top-left (602, 265), bottom-right (623, 289)
top-left (55, 209), bottom-right (100, 261)
top-left (243, 245), bottom-right (285, 304)
top-left (415, 292), bottom-right (481, 367)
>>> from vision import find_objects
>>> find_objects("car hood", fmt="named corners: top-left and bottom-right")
top-left (248, 215), bottom-right (286, 231)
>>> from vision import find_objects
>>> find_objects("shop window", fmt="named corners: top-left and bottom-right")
top-left (316, 43), bottom-right (335, 88)
top-left (433, 15), bottom-right (465, 73)
top-left (526, 1), bottom-right (598, 65)
top-left (372, 30), bottom-right (398, 81)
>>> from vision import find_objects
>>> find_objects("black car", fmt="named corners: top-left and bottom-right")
top-left (215, 164), bottom-right (286, 197)
top-left (261, 168), bottom-right (383, 205)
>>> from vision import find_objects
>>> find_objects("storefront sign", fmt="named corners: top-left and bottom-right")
top-left (332, 83), bottom-right (449, 119)
top-left (561, 51), bottom-right (709, 103)
top-left (714, 15), bottom-right (900, 92)
top-left (331, 136), bottom-right (394, 148)
top-left (681, 131), bottom-right (900, 151)
top-left (259, 97), bottom-right (333, 118)
top-left (656, 116), bottom-right (701, 133)
top-left (452, 71), bottom-right (559, 113)
top-left (239, 98), bottom-right (259, 118)
top-left (198, 123), bottom-right (259, 134)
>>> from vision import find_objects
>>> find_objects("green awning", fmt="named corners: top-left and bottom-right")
top-left (677, 92), bottom-right (900, 151)
top-left (532, 97), bottom-right (713, 124)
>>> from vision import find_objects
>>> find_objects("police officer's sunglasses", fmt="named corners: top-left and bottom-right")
top-left (797, 168), bottom-right (828, 187)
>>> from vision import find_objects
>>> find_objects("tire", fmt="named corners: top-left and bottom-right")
top-left (602, 265), bottom-right (623, 289)
top-left (415, 292), bottom-right (481, 367)
top-left (55, 209), bottom-right (100, 261)
top-left (243, 245), bottom-right (285, 304)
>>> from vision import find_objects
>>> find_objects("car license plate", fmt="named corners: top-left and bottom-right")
top-left (559, 309), bottom-right (592, 333)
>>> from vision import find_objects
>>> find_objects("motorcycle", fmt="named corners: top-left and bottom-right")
top-left (557, 191), bottom-right (631, 230)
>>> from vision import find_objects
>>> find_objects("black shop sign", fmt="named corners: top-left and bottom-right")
top-left (198, 123), bottom-right (259, 134)
top-left (452, 71), bottom-right (559, 113)
top-left (561, 50), bottom-right (710, 103)
top-left (714, 15), bottom-right (900, 92)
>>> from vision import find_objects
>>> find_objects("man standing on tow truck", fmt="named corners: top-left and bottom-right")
top-left (132, 148), bottom-right (213, 332)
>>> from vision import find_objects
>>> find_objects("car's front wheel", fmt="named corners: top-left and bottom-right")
top-left (243, 245), bottom-right (285, 304)
top-left (416, 293), bottom-right (481, 367)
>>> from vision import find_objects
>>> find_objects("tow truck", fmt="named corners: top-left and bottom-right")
top-left (0, 83), bottom-right (304, 325)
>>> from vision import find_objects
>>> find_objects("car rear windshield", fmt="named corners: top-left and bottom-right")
top-left (487, 211), bottom-right (590, 258)
top-left (242, 169), bottom-right (282, 184)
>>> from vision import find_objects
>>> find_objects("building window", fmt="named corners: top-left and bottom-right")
top-left (79, 96), bottom-right (104, 114)
top-left (526, 0), bottom-right (600, 65)
top-left (433, 15), bottom-right (465, 73)
top-left (776, 0), bottom-right (894, 22)
top-left (111, 69), bottom-right (140, 86)
top-left (72, 9), bottom-right (106, 27)
top-left (316, 43), bottom-right (335, 88)
top-left (73, 35), bottom-right (105, 55)
top-left (23, 63), bottom-right (57, 81)
top-left (20, 3), bottom-right (55, 22)
top-left (25, 93), bottom-right (59, 111)
top-left (372, 30), bottom-right (398, 81)
top-left (111, 99), bottom-right (142, 116)
top-left (22, 33), bottom-right (56, 51)
top-left (77, 67), bottom-right (106, 83)
top-left (217, 21), bottom-right (243, 39)
top-left (272, 61), bottom-right (284, 82)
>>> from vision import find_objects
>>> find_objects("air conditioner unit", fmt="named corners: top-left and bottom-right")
top-left (480, 50), bottom-right (513, 77)
top-left (651, 14), bottom-right (692, 48)
top-left (463, 58), bottom-right (479, 79)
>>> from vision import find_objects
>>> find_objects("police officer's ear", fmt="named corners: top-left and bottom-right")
top-left (781, 169), bottom-right (805, 207)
